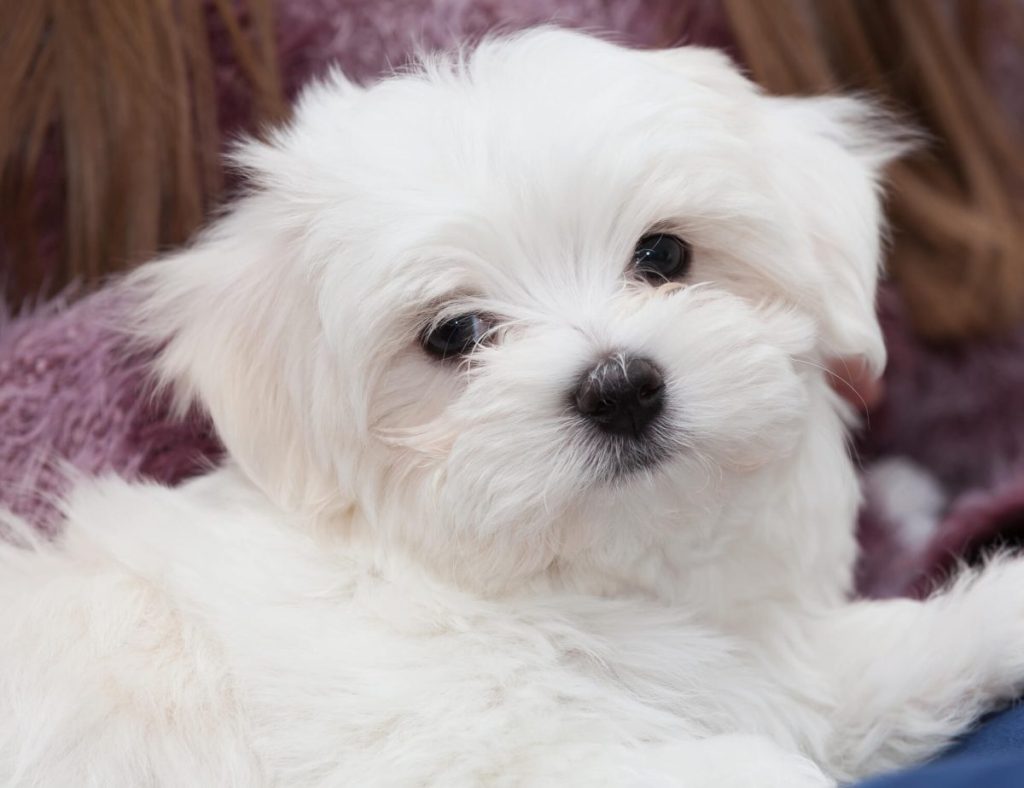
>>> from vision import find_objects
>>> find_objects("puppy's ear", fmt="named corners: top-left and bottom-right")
top-left (763, 96), bottom-right (913, 376)
top-left (124, 205), bottom-right (344, 515)
top-left (123, 70), bottom-right (369, 513)
top-left (647, 47), bottom-right (906, 374)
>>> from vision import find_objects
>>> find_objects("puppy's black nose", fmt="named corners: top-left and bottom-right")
top-left (573, 355), bottom-right (665, 437)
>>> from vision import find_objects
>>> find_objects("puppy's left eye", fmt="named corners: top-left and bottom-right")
top-left (632, 234), bottom-right (691, 282)
top-left (422, 313), bottom-right (491, 360)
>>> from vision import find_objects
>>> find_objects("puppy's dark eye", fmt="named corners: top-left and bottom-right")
top-left (422, 313), bottom-right (490, 360)
top-left (632, 234), bottom-right (691, 282)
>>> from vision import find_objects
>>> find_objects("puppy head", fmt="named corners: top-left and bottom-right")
top-left (130, 29), bottom-right (905, 588)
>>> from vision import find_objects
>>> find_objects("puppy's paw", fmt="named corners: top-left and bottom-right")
top-left (942, 557), bottom-right (1024, 687)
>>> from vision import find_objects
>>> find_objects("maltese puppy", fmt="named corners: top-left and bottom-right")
top-left (3, 28), bottom-right (1022, 787)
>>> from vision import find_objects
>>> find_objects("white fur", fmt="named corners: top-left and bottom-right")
top-left (1, 29), bottom-right (1018, 787)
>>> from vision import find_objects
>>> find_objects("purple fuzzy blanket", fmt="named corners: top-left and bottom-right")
top-left (2, 0), bottom-right (1024, 598)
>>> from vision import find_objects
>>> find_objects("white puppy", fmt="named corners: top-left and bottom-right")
top-left (2, 28), bottom-right (1021, 787)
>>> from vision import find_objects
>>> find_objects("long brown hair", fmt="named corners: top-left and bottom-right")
top-left (0, 0), bottom-right (286, 306)
top-left (723, 0), bottom-right (1024, 341)
top-left (4, 2), bottom-right (1023, 343)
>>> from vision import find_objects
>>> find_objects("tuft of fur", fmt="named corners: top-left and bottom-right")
top-left (2, 29), bottom-right (1020, 787)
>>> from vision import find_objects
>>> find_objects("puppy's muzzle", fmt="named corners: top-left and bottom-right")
top-left (573, 355), bottom-right (665, 438)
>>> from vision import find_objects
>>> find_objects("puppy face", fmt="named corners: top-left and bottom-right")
top-left (135, 30), bottom-right (903, 586)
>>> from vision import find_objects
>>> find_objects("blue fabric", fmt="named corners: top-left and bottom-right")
top-left (944, 702), bottom-right (1024, 758)
top-left (857, 755), bottom-right (1024, 788)
top-left (854, 703), bottom-right (1024, 787)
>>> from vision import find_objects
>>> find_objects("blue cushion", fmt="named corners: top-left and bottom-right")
top-left (855, 703), bottom-right (1024, 787)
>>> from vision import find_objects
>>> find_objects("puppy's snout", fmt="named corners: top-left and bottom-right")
top-left (573, 355), bottom-right (665, 438)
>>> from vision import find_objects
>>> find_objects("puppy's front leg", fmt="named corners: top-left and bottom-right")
top-left (814, 558), bottom-right (1024, 780)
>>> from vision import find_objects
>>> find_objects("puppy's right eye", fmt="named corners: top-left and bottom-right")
top-left (422, 313), bottom-right (490, 360)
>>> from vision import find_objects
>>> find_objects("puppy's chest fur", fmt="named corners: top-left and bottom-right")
top-left (0, 461), bottom-right (840, 784)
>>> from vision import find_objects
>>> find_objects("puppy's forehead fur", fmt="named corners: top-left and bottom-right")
top-left (257, 30), bottom-right (765, 300)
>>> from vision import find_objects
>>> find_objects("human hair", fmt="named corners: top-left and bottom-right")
top-left (0, 0), bottom-right (286, 305)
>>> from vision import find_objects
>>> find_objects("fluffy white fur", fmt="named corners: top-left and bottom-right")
top-left (2, 29), bottom-right (1021, 787)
